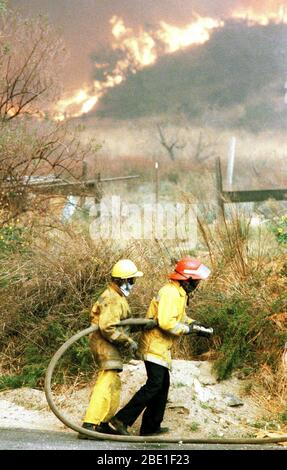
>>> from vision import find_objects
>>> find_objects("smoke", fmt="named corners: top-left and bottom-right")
top-left (9, 0), bottom-right (268, 89)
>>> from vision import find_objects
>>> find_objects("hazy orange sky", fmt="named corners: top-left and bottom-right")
top-left (10, 1), bottom-right (287, 91)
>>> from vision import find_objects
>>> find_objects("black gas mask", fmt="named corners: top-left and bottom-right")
top-left (180, 278), bottom-right (200, 295)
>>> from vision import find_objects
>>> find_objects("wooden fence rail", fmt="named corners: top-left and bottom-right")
top-left (216, 157), bottom-right (287, 212)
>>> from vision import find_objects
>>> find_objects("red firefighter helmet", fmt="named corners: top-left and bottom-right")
top-left (169, 257), bottom-right (211, 281)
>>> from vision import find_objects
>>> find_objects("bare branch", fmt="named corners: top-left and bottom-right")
top-left (157, 124), bottom-right (186, 161)
top-left (0, 9), bottom-right (100, 227)
top-left (0, 11), bottom-right (65, 121)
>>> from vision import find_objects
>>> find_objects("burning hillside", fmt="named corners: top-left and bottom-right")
top-left (53, 1), bottom-right (287, 121)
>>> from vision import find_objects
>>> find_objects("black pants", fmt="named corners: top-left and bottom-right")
top-left (115, 361), bottom-right (170, 435)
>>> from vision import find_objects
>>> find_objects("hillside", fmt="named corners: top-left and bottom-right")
top-left (95, 21), bottom-right (287, 132)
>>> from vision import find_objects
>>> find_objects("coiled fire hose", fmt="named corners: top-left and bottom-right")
top-left (45, 319), bottom-right (287, 444)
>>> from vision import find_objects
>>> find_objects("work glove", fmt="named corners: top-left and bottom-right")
top-left (186, 321), bottom-right (213, 338)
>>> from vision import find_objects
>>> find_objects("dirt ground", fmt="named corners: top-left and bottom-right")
top-left (0, 359), bottom-right (271, 439)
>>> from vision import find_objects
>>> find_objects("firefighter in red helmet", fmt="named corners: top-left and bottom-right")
top-left (109, 257), bottom-right (213, 437)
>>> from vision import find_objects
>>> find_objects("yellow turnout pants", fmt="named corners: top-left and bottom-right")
top-left (84, 370), bottom-right (121, 425)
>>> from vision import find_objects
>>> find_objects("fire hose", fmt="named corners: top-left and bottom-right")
top-left (44, 319), bottom-right (287, 444)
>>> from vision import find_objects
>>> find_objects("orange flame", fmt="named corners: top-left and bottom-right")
top-left (232, 5), bottom-right (287, 25)
top-left (110, 16), bottom-right (157, 70)
top-left (54, 3), bottom-right (287, 120)
top-left (157, 16), bottom-right (224, 53)
top-left (231, 1), bottom-right (287, 25)
top-left (54, 88), bottom-right (99, 121)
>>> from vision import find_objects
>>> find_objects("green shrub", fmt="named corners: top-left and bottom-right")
top-left (167, 171), bottom-right (179, 184)
top-left (189, 422), bottom-right (200, 432)
top-left (63, 336), bottom-right (94, 376)
top-left (0, 365), bottom-right (46, 391)
top-left (279, 409), bottom-right (287, 424)
top-left (191, 284), bottom-right (287, 380)
top-left (0, 374), bottom-right (26, 390)
top-left (272, 215), bottom-right (287, 246)
top-left (0, 224), bottom-right (28, 256)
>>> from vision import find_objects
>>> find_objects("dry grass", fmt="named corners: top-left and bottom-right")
top-left (0, 222), bottom-right (180, 386)
top-left (81, 118), bottom-right (287, 190)
top-left (252, 364), bottom-right (287, 414)
top-left (0, 226), bottom-right (119, 374)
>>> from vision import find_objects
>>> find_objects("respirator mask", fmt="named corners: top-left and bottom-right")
top-left (120, 278), bottom-right (135, 297)
top-left (181, 279), bottom-right (200, 295)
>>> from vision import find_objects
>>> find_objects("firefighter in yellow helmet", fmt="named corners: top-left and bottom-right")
top-left (78, 259), bottom-right (143, 438)
top-left (110, 257), bottom-right (213, 436)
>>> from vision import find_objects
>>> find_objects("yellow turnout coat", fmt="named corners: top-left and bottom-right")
top-left (139, 280), bottom-right (194, 369)
top-left (90, 283), bottom-right (133, 370)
